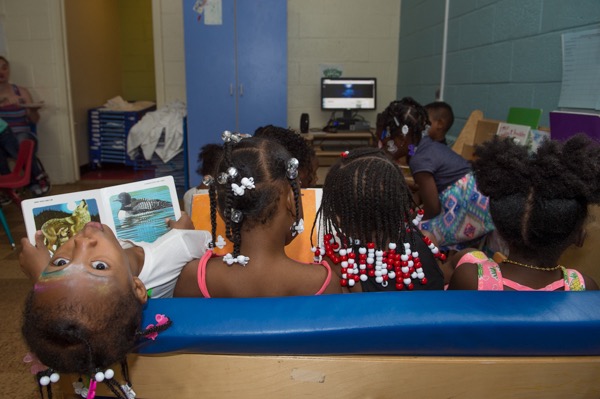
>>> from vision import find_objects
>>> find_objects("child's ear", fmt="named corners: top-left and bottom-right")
top-left (574, 228), bottom-right (587, 248)
top-left (132, 276), bottom-right (148, 304)
top-left (286, 186), bottom-right (296, 217)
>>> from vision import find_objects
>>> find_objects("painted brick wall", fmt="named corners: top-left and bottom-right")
top-left (397, 0), bottom-right (600, 140)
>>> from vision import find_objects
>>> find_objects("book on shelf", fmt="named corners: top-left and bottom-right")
top-left (21, 176), bottom-right (181, 255)
top-left (495, 122), bottom-right (550, 153)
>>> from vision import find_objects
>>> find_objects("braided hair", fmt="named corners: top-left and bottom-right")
top-left (22, 286), bottom-right (171, 398)
top-left (378, 97), bottom-right (430, 145)
top-left (473, 133), bottom-right (600, 262)
top-left (312, 147), bottom-right (418, 250)
top-left (211, 135), bottom-right (302, 258)
top-left (254, 125), bottom-right (317, 187)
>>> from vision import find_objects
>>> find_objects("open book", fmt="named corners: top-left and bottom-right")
top-left (21, 176), bottom-right (181, 254)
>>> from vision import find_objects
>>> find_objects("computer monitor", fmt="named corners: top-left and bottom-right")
top-left (321, 77), bottom-right (377, 127)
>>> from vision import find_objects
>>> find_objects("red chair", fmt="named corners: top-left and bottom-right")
top-left (0, 139), bottom-right (35, 248)
top-left (0, 139), bottom-right (35, 206)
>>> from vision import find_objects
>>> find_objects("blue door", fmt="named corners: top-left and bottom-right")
top-left (235, 0), bottom-right (287, 135)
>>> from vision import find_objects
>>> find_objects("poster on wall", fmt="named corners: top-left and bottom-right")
top-left (558, 28), bottom-right (600, 111)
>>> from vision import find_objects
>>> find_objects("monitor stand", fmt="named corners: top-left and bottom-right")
top-left (335, 110), bottom-right (370, 131)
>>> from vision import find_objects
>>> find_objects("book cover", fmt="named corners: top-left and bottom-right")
top-left (506, 107), bottom-right (543, 129)
top-left (496, 122), bottom-right (531, 146)
top-left (191, 188), bottom-right (322, 264)
top-left (549, 110), bottom-right (600, 141)
top-left (21, 176), bottom-right (181, 254)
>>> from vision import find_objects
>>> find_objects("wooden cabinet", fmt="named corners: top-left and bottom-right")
top-left (303, 131), bottom-right (377, 166)
top-left (183, 0), bottom-right (287, 187)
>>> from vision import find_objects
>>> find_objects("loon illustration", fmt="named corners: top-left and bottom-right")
top-left (114, 192), bottom-right (172, 219)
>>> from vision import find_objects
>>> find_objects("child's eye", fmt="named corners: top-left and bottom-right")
top-left (51, 258), bottom-right (69, 266)
top-left (91, 261), bottom-right (109, 270)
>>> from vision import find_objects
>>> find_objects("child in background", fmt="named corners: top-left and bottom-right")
top-left (183, 143), bottom-right (224, 214)
top-left (425, 101), bottom-right (454, 145)
top-left (254, 124), bottom-right (319, 187)
top-left (20, 214), bottom-right (211, 398)
top-left (448, 134), bottom-right (599, 291)
top-left (311, 147), bottom-right (446, 291)
top-left (173, 133), bottom-right (343, 297)
top-left (377, 97), bottom-right (495, 251)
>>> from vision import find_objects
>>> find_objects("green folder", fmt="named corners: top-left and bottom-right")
top-left (506, 107), bottom-right (543, 129)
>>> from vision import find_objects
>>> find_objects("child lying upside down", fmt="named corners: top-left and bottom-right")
top-left (19, 213), bottom-right (211, 398)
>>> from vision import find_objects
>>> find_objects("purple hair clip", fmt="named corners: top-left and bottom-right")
top-left (408, 144), bottom-right (417, 156)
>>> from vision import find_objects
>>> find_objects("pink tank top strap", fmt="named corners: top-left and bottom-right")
top-left (456, 250), bottom-right (503, 291)
top-left (314, 261), bottom-right (333, 295)
top-left (197, 249), bottom-right (215, 298)
top-left (563, 267), bottom-right (586, 291)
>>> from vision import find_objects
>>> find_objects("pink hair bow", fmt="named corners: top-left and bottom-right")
top-left (144, 314), bottom-right (170, 340)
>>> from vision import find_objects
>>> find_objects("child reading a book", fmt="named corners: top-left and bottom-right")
top-left (173, 133), bottom-right (344, 297)
top-left (377, 97), bottom-right (495, 251)
top-left (447, 134), bottom-right (600, 291)
top-left (20, 213), bottom-right (211, 398)
top-left (311, 147), bottom-right (446, 291)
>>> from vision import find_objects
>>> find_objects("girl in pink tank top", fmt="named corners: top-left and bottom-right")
top-left (447, 135), bottom-right (599, 291)
top-left (173, 133), bottom-right (344, 298)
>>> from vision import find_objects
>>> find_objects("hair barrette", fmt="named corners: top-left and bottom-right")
top-left (221, 130), bottom-right (233, 142)
top-left (386, 140), bottom-right (398, 154)
top-left (231, 208), bottom-right (243, 223)
top-left (402, 125), bottom-right (409, 135)
top-left (217, 172), bottom-right (228, 185)
top-left (341, 151), bottom-right (349, 158)
top-left (223, 253), bottom-right (250, 266)
top-left (408, 144), bottom-right (417, 156)
top-left (202, 175), bottom-right (214, 186)
top-left (286, 158), bottom-right (299, 180)
top-left (38, 369), bottom-right (60, 387)
top-left (291, 218), bottom-right (305, 237)
top-left (231, 176), bottom-right (255, 196)
top-left (144, 314), bottom-right (171, 341)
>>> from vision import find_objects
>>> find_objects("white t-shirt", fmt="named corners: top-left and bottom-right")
top-left (125, 229), bottom-right (212, 298)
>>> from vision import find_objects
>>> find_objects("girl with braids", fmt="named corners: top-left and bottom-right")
top-left (173, 133), bottom-right (343, 297)
top-left (19, 214), bottom-right (211, 398)
top-left (377, 97), bottom-right (495, 250)
top-left (448, 134), bottom-right (600, 291)
top-left (311, 147), bottom-right (446, 292)
top-left (254, 124), bottom-right (319, 188)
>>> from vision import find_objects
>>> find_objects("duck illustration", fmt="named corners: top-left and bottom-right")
top-left (114, 192), bottom-right (172, 219)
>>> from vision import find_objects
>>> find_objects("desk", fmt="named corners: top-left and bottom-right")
top-left (303, 130), bottom-right (376, 165)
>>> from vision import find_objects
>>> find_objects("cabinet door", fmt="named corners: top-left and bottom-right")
top-left (235, 0), bottom-right (287, 134)
top-left (184, 0), bottom-right (236, 187)
top-left (184, 0), bottom-right (287, 187)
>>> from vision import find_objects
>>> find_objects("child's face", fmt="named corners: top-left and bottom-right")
top-left (33, 222), bottom-right (143, 304)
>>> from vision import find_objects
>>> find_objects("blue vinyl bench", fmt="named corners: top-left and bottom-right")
top-left (60, 291), bottom-right (600, 398)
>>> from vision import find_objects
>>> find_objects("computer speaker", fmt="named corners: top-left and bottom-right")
top-left (300, 113), bottom-right (309, 133)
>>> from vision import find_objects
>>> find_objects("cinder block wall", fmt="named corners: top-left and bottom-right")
top-left (397, 0), bottom-right (600, 141)
top-left (288, 0), bottom-right (401, 130)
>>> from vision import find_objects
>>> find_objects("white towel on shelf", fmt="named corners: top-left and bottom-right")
top-left (127, 100), bottom-right (187, 163)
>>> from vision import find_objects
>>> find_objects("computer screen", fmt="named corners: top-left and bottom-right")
top-left (321, 78), bottom-right (377, 111)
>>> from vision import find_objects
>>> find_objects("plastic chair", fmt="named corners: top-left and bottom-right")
top-left (0, 139), bottom-right (35, 249)
top-left (0, 139), bottom-right (35, 206)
